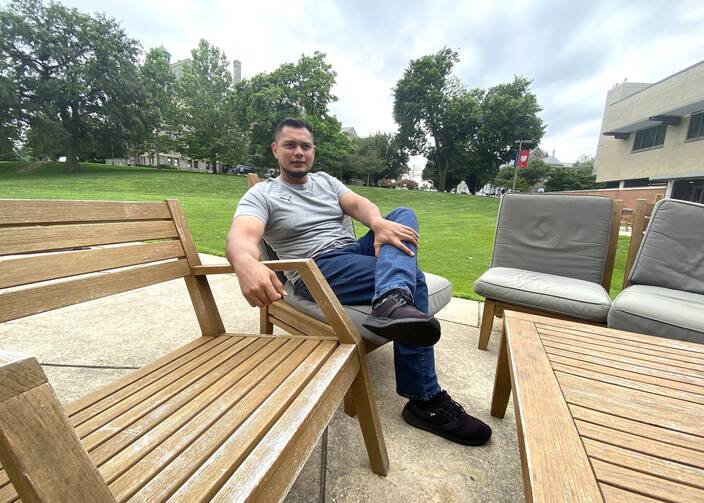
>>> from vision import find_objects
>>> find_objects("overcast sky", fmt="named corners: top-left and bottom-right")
top-left (55, 0), bottom-right (704, 164)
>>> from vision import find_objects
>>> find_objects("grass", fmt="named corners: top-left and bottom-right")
top-left (0, 160), bottom-right (628, 300)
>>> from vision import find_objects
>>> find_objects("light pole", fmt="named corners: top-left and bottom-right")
top-left (512, 139), bottom-right (534, 191)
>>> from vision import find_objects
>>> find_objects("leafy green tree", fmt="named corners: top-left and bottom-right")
top-left (544, 163), bottom-right (604, 192)
top-left (342, 132), bottom-right (409, 184)
top-left (491, 159), bottom-right (550, 192)
top-left (233, 52), bottom-right (346, 170)
top-left (174, 39), bottom-right (245, 173)
top-left (140, 47), bottom-right (177, 167)
top-left (394, 48), bottom-right (480, 192)
top-left (0, 57), bottom-right (19, 159)
top-left (0, 0), bottom-right (144, 172)
top-left (472, 77), bottom-right (545, 192)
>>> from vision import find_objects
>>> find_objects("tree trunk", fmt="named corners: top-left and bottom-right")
top-left (156, 151), bottom-right (160, 169)
top-left (438, 156), bottom-right (448, 192)
top-left (63, 136), bottom-right (80, 174)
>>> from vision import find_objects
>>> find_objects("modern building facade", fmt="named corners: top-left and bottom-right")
top-left (594, 60), bottom-right (704, 203)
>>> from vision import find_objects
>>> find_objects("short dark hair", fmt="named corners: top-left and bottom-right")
top-left (274, 117), bottom-right (314, 142)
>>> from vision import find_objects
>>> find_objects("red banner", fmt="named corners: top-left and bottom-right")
top-left (517, 149), bottom-right (530, 169)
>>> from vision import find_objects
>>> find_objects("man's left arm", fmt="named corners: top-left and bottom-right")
top-left (339, 191), bottom-right (419, 256)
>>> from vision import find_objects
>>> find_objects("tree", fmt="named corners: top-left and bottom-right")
top-left (0, 56), bottom-right (20, 159)
top-left (491, 159), bottom-right (550, 192)
top-left (174, 39), bottom-right (245, 173)
top-left (0, 0), bottom-right (144, 172)
top-left (471, 77), bottom-right (545, 192)
top-left (342, 132), bottom-right (409, 184)
top-left (394, 48), bottom-right (480, 192)
top-left (140, 47), bottom-right (177, 167)
top-left (233, 52), bottom-right (347, 170)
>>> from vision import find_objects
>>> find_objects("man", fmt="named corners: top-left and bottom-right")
top-left (226, 118), bottom-right (491, 446)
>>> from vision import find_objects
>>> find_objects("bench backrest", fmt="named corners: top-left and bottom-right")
top-left (0, 199), bottom-right (224, 335)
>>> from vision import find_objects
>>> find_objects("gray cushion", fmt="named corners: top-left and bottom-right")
top-left (474, 267), bottom-right (611, 322)
top-left (608, 284), bottom-right (704, 343)
top-left (629, 199), bottom-right (704, 295)
top-left (284, 272), bottom-right (453, 345)
top-left (491, 194), bottom-right (614, 284)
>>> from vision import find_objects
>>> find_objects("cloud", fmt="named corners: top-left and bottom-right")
top-left (56, 0), bottom-right (704, 162)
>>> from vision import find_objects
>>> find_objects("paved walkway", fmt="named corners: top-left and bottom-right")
top-left (0, 254), bottom-right (523, 502)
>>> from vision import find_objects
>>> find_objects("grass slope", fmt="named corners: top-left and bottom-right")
top-left (0, 161), bottom-right (627, 300)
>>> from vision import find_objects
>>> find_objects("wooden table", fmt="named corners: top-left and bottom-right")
top-left (491, 311), bottom-right (704, 502)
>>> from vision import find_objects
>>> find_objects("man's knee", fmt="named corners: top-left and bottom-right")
top-left (386, 207), bottom-right (417, 223)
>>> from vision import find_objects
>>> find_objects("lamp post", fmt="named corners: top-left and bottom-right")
top-left (512, 139), bottom-right (534, 191)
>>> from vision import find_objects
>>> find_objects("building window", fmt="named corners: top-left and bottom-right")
top-left (687, 111), bottom-right (704, 140)
top-left (633, 124), bottom-right (666, 151)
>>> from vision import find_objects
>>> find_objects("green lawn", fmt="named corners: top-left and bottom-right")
top-left (0, 161), bottom-right (628, 300)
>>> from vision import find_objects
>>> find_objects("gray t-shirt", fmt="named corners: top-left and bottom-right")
top-left (234, 171), bottom-right (357, 283)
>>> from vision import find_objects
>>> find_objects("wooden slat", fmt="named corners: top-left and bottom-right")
top-left (0, 241), bottom-right (185, 289)
top-left (558, 372), bottom-right (704, 436)
top-left (599, 483), bottom-right (669, 503)
top-left (166, 200), bottom-right (201, 268)
top-left (591, 458), bottom-right (704, 502)
top-left (269, 301), bottom-right (337, 338)
top-left (91, 338), bottom-right (287, 475)
top-left (0, 483), bottom-right (16, 503)
top-left (570, 404), bottom-right (704, 452)
top-left (76, 337), bottom-right (255, 449)
top-left (522, 312), bottom-right (704, 354)
top-left (0, 383), bottom-right (114, 503)
top-left (504, 317), bottom-right (603, 502)
top-left (0, 199), bottom-right (171, 225)
top-left (545, 346), bottom-right (704, 389)
top-left (165, 340), bottom-right (339, 502)
top-left (543, 339), bottom-right (704, 380)
top-left (108, 339), bottom-right (318, 501)
top-left (538, 325), bottom-right (704, 364)
top-left (550, 354), bottom-right (704, 396)
top-left (551, 362), bottom-right (704, 405)
top-left (539, 331), bottom-right (704, 372)
top-left (576, 420), bottom-right (704, 469)
top-left (0, 259), bottom-right (190, 323)
top-left (213, 344), bottom-right (359, 502)
top-left (583, 438), bottom-right (704, 489)
top-left (66, 336), bottom-right (220, 418)
top-left (0, 220), bottom-right (178, 256)
top-left (191, 264), bottom-right (234, 275)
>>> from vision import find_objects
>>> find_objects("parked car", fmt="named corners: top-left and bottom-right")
top-left (234, 165), bottom-right (258, 175)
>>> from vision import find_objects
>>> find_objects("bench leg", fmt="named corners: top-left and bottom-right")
top-left (478, 299), bottom-right (496, 350)
top-left (260, 305), bottom-right (274, 334)
top-left (343, 389), bottom-right (357, 417)
top-left (490, 327), bottom-right (512, 418)
top-left (350, 371), bottom-right (389, 476)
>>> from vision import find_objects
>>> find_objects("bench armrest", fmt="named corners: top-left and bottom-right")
top-left (192, 259), bottom-right (362, 347)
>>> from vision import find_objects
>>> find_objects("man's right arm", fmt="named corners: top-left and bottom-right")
top-left (225, 215), bottom-right (286, 307)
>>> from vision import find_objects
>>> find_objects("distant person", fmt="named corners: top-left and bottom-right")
top-left (226, 118), bottom-right (492, 446)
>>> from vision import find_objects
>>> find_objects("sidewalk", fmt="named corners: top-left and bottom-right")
top-left (0, 254), bottom-right (524, 502)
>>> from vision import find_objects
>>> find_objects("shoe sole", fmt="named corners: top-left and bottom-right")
top-left (362, 317), bottom-right (441, 347)
top-left (402, 405), bottom-right (491, 446)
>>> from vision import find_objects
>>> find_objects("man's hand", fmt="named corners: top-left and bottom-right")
top-left (371, 217), bottom-right (419, 256)
top-left (236, 258), bottom-right (287, 307)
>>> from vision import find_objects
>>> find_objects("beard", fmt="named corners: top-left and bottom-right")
top-left (281, 164), bottom-right (310, 179)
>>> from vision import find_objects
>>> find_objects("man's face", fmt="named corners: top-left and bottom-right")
top-left (271, 126), bottom-right (315, 181)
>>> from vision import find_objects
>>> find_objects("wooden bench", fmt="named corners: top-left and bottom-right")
top-left (622, 198), bottom-right (656, 289)
top-left (0, 198), bottom-right (388, 502)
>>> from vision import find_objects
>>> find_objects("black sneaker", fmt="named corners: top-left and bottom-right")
top-left (402, 391), bottom-right (492, 446)
top-left (362, 289), bottom-right (441, 347)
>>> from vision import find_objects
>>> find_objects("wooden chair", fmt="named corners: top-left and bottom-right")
top-left (622, 198), bottom-right (656, 289)
top-left (244, 173), bottom-right (454, 417)
top-left (475, 195), bottom-right (622, 350)
top-left (0, 198), bottom-right (388, 503)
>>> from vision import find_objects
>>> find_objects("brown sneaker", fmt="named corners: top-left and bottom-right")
top-left (362, 289), bottom-right (441, 347)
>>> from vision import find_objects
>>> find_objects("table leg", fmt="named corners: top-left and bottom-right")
top-left (491, 329), bottom-right (511, 418)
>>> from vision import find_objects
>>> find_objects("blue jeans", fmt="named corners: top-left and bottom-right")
top-left (294, 207), bottom-right (442, 401)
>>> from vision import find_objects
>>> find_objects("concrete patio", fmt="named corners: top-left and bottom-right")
top-left (0, 254), bottom-right (523, 502)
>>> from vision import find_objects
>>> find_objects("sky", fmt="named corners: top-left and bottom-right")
top-left (50, 0), bottom-right (704, 165)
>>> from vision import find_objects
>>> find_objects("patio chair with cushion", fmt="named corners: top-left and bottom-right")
top-left (608, 198), bottom-right (704, 342)
top-left (474, 194), bottom-right (621, 350)
top-left (245, 174), bottom-right (453, 413)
